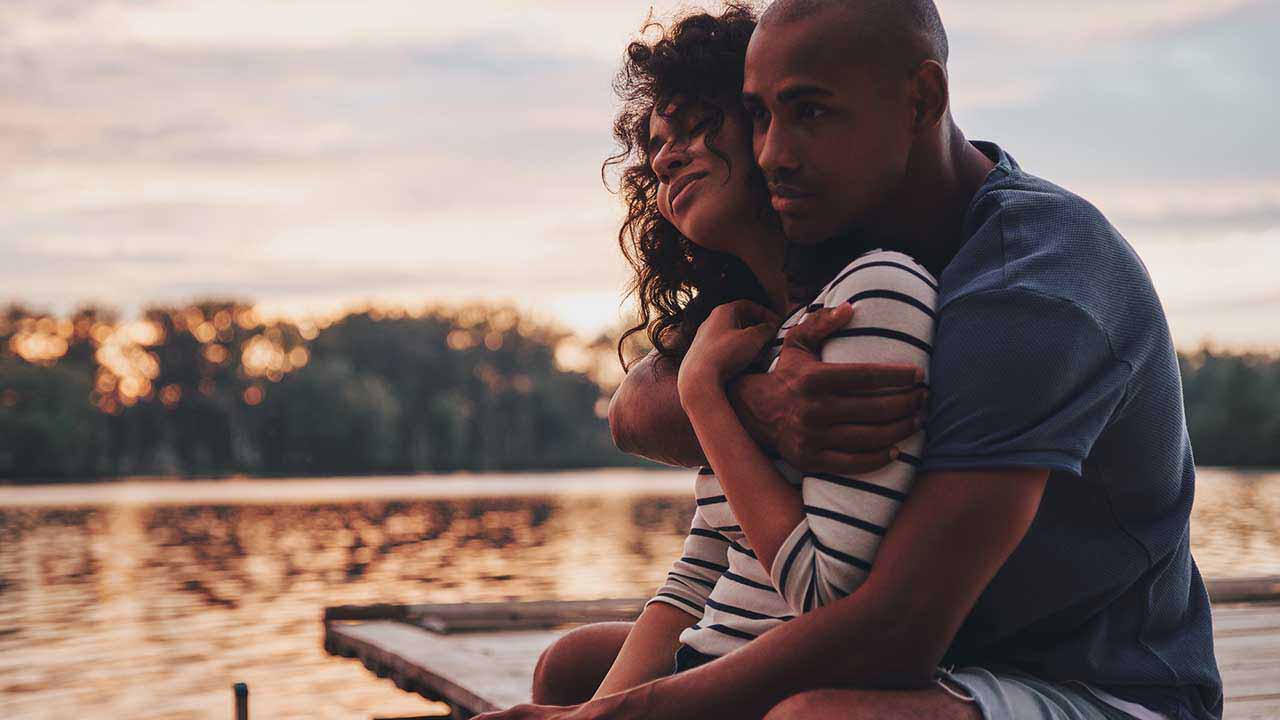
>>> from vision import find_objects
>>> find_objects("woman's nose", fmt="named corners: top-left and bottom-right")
top-left (655, 143), bottom-right (690, 179)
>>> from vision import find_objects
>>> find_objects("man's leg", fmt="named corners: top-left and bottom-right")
top-left (764, 686), bottom-right (981, 720)
top-left (530, 621), bottom-right (633, 705)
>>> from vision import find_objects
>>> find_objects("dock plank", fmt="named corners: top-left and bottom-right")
top-left (326, 601), bottom-right (1280, 719)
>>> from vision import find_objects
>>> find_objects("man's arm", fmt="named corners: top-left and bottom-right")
top-left (615, 466), bottom-right (1048, 719)
top-left (609, 348), bottom-right (926, 473)
top-left (608, 350), bottom-right (706, 467)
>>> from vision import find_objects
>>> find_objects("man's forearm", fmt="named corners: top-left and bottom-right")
top-left (608, 351), bottom-right (706, 467)
top-left (609, 353), bottom-right (782, 468)
top-left (617, 584), bottom-right (934, 719)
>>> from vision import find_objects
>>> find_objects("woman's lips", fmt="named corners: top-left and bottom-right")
top-left (670, 173), bottom-right (708, 212)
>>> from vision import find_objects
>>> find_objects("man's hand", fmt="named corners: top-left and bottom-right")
top-left (732, 305), bottom-right (926, 475)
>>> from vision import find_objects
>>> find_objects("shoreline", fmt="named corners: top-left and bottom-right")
top-left (0, 467), bottom-right (696, 507)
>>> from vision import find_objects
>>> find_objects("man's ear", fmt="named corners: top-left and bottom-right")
top-left (908, 60), bottom-right (949, 132)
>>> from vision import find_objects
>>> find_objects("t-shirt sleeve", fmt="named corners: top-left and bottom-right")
top-left (768, 250), bottom-right (937, 613)
top-left (921, 288), bottom-right (1132, 477)
top-left (644, 489), bottom-right (729, 619)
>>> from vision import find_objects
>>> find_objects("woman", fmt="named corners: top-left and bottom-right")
top-left (477, 4), bottom-right (938, 715)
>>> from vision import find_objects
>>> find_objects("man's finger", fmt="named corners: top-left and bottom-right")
top-left (793, 362), bottom-right (925, 395)
top-left (815, 416), bottom-right (919, 452)
top-left (730, 299), bottom-right (781, 327)
top-left (807, 388), bottom-right (926, 424)
top-left (781, 304), bottom-right (853, 354)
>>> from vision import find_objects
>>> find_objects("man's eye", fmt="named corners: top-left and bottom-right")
top-left (747, 106), bottom-right (769, 123)
top-left (798, 103), bottom-right (826, 120)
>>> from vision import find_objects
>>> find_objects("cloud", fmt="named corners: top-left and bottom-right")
top-left (1, 0), bottom-right (1277, 346)
top-left (938, 0), bottom-right (1263, 45)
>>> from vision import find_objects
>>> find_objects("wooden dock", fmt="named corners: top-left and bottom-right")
top-left (324, 580), bottom-right (1280, 719)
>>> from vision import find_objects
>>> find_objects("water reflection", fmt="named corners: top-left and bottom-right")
top-left (0, 468), bottom-right (1276, 719)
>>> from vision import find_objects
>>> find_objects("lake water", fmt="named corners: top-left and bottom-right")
top-left (1, 467), bottom-right (1277, 719)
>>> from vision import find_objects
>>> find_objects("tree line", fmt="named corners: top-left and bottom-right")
top-left (1, 301), bottom-right (1277, 482)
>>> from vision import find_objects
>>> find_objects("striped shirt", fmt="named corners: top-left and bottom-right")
top-left (645, 249), bottom-right (939, 658)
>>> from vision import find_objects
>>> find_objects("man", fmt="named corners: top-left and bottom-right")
top-left (478, 1), bottom-right (1222, 718)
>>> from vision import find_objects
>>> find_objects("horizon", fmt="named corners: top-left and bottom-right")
top-left (3, 0), bottom-right (1278, 350)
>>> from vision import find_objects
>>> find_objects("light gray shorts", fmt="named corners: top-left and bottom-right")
top-left (935, 666), bottom-right (1138, 720)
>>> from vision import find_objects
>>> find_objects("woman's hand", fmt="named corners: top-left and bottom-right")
top-left (677, 300), bottom-right (780, 408)
top-left (471, 702), bottom-right (586, 720)
top-left (471, 690), bottom-right (639, 720)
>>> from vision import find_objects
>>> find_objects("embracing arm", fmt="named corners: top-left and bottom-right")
top-left (607, 350), bottom-right (706, 467)
top-left (609, 349), bottom-right (924, 473)
top-left (610, 466), bottom-right (1048, 719)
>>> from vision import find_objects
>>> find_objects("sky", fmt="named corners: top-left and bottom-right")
top-left (2, 0), bottom-right (1278, 349)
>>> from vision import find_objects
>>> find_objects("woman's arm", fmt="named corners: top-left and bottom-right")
top-left (682, 251), bottom-right (938, 611)
top-left (592, 500), bottom-right (729, 697)
top-left (767, 252), bottom-right (937, 612)
top-left (591, 603), bottom-right (695, 698)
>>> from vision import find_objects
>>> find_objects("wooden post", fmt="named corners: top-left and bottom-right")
top-left (233, 682), bottom-right (248, 720)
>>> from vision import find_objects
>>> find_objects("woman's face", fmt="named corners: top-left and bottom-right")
top-left (648, 100), bottom-right (762, 254)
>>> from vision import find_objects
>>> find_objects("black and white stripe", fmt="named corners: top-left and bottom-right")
top-left (645, 249), bottom-right (937, 657)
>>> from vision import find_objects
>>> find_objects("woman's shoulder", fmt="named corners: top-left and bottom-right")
top-left (817, 248), bottom-right (939, 304)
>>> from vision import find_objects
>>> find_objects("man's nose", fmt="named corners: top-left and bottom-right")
top-left (755, 124), bottom-right (798, 177)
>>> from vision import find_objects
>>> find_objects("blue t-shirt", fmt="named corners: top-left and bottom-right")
top-left (922, 142), bottom-right (1222, 719)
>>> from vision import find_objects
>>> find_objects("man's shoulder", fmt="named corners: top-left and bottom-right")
top-left (948, 168), bottom-right (1153, 319)
top-left (943, 163), bottom-right (1172, 370)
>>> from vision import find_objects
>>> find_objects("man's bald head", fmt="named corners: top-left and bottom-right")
top-left (760, 0), bottom-right (948, 77)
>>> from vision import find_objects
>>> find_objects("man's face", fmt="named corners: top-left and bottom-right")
top-left (743, 14), bottom-right (914, 244)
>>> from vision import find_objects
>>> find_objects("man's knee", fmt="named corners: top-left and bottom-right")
top-left (765, 687), bottom-right (981, 720)
top-left (765, 689), bottom-right (852, 720)
top-left (530, 621), bottom-right (631, 706)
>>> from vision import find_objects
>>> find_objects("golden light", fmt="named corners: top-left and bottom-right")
top-left (484, 331), bottom-right (504, 351)
top-left (160, 384), bottom-right (182, 407)
top-left (193, 322), bottom-right (216, 343)
top-left (124, 320), bottom-right (164, 346)
top-left (198, 378), bottom-right (216, 396)
top-left (213, 310), bottom-right (232, 331)
top-left (95, 370), bottom-right (117, 394)
top-left (235, 307), bottom-right (261, 330)
top-left (243, 386), bottom-right (264, 406)
top-left (447, 329), bottom-right (476, 351)
top-left (287, 346), bottom-right (310, 368)
top-left (203, 343), bottom-right (229, 364)
top-left (9, 330), bottom-right (69, 364)
top-left (297, 320), bottom-right (318, 341)
top-left (554, 341), bottom-right (592, 374)
top-left (241, 335), bottom-right (286, 378)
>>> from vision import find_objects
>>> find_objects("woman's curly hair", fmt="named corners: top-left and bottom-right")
top-left (604, 3), bottom-right (772, 369)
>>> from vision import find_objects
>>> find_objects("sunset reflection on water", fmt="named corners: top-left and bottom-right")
top-left (0, 468), bottom-right (1276, 719)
